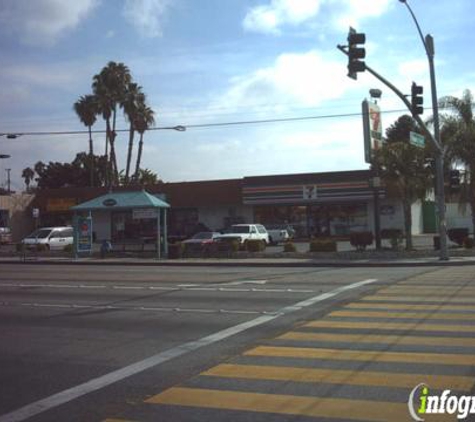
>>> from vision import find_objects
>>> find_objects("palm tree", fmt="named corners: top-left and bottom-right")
top-left (137, 168), bottom-right (160, 185)
top-left (73, 94), bottom-right (98, 187)
top-left (122, 82), bottom-right (145, 184)
top-left (21, 167), bottom-right (35, 192)
top-left (92, 61), bottom-right (131, 186)
top-left (133, 104), bottom-right (156, 181)
top-left (439, 89), bottom-right (475, 233)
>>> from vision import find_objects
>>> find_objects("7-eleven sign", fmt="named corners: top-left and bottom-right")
top-left (303, 185), bottom-right (318, 200)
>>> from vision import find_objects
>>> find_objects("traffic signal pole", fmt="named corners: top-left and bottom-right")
top-left (399, 0), bottom-right (447, 260)
top-left (337, 42), bottom-right (448, 260)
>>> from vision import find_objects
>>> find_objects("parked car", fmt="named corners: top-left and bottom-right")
top-left (0, 227), bottom-right (12, 245)
top-left (265, 224), bottom-right (292, 245)
top-left (182, 231), bottom-right (220, 250)
top-left (21, 226), bottom-right (74, 251)
top-left (217, 224), bottom-right (269, 245)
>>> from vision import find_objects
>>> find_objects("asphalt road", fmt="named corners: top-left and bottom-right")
top-left (0, 264), bottom-right (474, 422)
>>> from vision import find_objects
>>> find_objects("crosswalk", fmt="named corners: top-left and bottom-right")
top-left (104, 270), bottom-right (475, 422)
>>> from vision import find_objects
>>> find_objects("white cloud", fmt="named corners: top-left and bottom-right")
top-left (243, 0), bottom-right (392, 34)
top-left (398, 59), bottom-right (429, 80)
top-left (243, 0), bottom-right (322, 34)
top-left (0, 0), bottom-right (98, 46)
top-left (123, 0), bottom-right (173, 38)
top-left (331, 0), bottom-right (392, 30)
top-left (214, 50), bottom-right (356, 113)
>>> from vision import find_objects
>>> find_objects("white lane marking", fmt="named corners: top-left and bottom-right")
top-left (0, 301), bottom-right (272, 315)
top-left (112, 286), bottom-right (145, 290)
top-left (0, 283), bottom-right (316, 294)
top-left (223, 280), bottom-right (268, 286)
top-left (0, 278), bottom-right (377, 422)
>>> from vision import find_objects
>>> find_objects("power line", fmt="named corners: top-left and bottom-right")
top-left (0, 107), bottom-right (415, 138)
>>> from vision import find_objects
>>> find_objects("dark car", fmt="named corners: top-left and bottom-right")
top-left (183, 231), bottom-right (220, 246)
top-left (182, 232), bottom-right (221, 255)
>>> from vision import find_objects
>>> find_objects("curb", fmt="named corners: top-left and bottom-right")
top-left (2, 257), bottom-right (475, 268)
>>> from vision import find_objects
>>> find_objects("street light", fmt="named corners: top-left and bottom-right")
top-left (399, 0), bottom-right (448, 260)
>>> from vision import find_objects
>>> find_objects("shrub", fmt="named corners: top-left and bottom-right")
top-left (283, 242), bottom-right (297, 253)
top-left (448, 228), bottom-right (469, 246)
top-left (381, 229), bottom-right (403, 239)
top-left (464, 237), bottom-right (474, 249)
top-left (208, 238), bottom-right (240, 256)
top-left (350, 231), bottom-right (374, 251)
top-left (219, 238), bottom-right (240, 253)
top-left (381, 229), bottom-right (403, 250)
top-left (309, 238), bottom-right (337, 252)
top-left (63, 244), bottom-right (73, 253)
top-left (245, 239), bottom-right (266, 252)
top-left (36, 244), bottom-right (49, 252)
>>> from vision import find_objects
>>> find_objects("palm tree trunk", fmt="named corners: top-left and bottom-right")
top-left (111, 105), bottom-right (119, 185)
top-left (105, 118), bottom-right (112, 188)
top-left (88, 126), bottom-right (94, 187)
top-left (109, 138), bottom-right (118, 186)
top-left (134, 133), bottom-right (144, 181)
top-left (125, 122), bottom-right (135, 184)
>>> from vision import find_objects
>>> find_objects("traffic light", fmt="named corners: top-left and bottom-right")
top-left (411, 82), bottom-right (424, 115)
top-left (347, 27), bottom-right (366, 80)
top-left (449, 169), bottom-right (460, 189)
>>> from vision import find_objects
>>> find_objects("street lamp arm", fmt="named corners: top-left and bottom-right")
top-left (400, 1), bottom-right (431, 57)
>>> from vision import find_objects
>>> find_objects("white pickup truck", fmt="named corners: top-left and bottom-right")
top-left (217, 224), bottom-right (269, 245)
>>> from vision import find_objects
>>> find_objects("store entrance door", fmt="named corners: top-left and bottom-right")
top-left (309, 206), bottom-right (330, 237)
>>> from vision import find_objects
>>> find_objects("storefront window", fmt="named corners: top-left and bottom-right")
top-left (309, 204), bottom-right (368, 237)
top-left (254, 203), bottom-right (368, 238)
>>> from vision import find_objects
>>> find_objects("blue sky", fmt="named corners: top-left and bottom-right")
top-left (0, 0), bottom-right (474, 191)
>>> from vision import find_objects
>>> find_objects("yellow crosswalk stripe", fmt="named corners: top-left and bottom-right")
top-left (362, 295), bottom-right (475, 303)
top-left (278, 331), bottom-right (475, 348)
top-left (375, 288), bottom-right (475, 297)
top-left (346, 302), bottom-right (475, 311)
top-left (146, 387), bottom-right (412, 422)
top-left (387, 285), bottom-right (475, 291)
top-left (329, 310), bottom-right (475, 320)
top-left (202, 363), bottom-right (474, 391)
top-left (305, 319), bottom-right (475, 333)
top-left (245, 345), bottom-right (475, 366)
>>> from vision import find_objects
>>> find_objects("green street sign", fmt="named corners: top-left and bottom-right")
top-left (410, 131), bottom-right (425, 148)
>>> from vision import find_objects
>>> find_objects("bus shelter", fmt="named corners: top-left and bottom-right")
top-left (71, 190), bottom-right (170, 258)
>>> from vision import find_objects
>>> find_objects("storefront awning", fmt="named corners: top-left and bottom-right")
top-left (71, 190), bottom-right (170, 211)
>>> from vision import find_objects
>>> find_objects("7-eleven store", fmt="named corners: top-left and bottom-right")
top-left (32, 169), bottom-right (428, 242)
top-left (243, 170), bottom-right (425, 238)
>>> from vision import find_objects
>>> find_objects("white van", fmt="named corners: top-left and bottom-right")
top-left (22, 226), bottom-right (74, 251)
